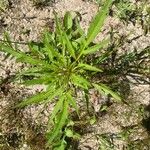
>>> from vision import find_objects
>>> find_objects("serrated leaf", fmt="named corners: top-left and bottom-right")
top-left (16, 85), bottom-right (64, 108)
top-left (86, 0), bottom-right (112, 46)
top-left (0, 43), bottom-right (51, 68)
top-left (47, 100), bottom-right (68, 144)
top-left (71, 74), bottom-right (91, 89)
top-left (48, 96), bottom-right (64, 126)
top-left (43, 87), bottom-right (64, 104)
top-left (93, 83), bottom-right (121, 102)
top-left (15, 90), bottom-right (53, 108)
top-left (73, 17), bottom-right (86, 46)
top-left (67, 93), bottom-right (79, 116)
top-left (19, 67), bottom-right (47, 77)
top-left (83, 39), bottom-right (109, 55)
top-left (43, 31), bottom-right (54, 61)
top-left (77, 63), bottom-right (103, 72)
top-left (23, 76), bottom-right (52, 86)
top-left (75, 35), bottom-right (86, 45)
top-left (63, 32), bottom-right (76, 58)
top-left (54, 11), bottom-right (63, 36)
top-left (75, 17), bottom-right (85, 36)
top-left (28, 41), bottom-right (45, 58)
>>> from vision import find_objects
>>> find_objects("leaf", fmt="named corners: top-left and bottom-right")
top-left (67, 93), bottom-right (79, 116)
top-left (16, 85), bottom-right (64, 108)
top-left (47, 100), bottom-right (68, 144)
top-left (15, 90), bottom-right (53, 108)
top-left (77, 63), bottom-right (103, 72)
top-left (63, 32), bottom-right (76, 58)
top-left (43, 31), bottom-right (55, 61)
top-left (75, 35), bottom-right (86, 45)
top-left (75, 17), bottom-right (85, 36)
top-left (23, 76), bottom-right (52, 86)
top-left (64, 11), bottom-right (73, 30)
top-left (54, 11), bottom-right (63, 36)
top-left (54, 11), bottom-right (66, 52)
top-left (85, 0), bottom-right (112, 46)
top-left (3, 32), bottom-right (13, 48)
top-left (82, 39), bottom-right (109, 55)
top-left (19, 67), bottom-right (47, 77)
top-left (73, 17), bottom-right (86, 46)
top-left (28, 41), bottom-right (45, 58)
top-left (0, 43), bottom-right (51, 68)
top-left (65, 129), bottom-right (74, 138)
top-left (48, 96), bottom-right (64, 126)
top-left (0, 43), bottom-right (21, 57)
top-left (54, 142), bottom-right (66, 150)
top-left (90, 117), bottom-right (96, 125)
top-left (43, 87), bottom-right (65, 104)
top-left (71, 74), bottom-right (91, 89)
top-left (93, 83), bottom-right (121, 102)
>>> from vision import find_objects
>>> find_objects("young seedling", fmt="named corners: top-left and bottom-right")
top-left (0, 0), bottom-right (121, 149)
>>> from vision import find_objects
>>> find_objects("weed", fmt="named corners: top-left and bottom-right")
top-left (97, 133), bottom-right (115, 150)
top-left (89, 0), bottom-right (150, 35)
top-left (0, 0), bottom-right (123, 149)
top-left (113, 0), bottom-right (150, 34)
top-left (92, 26), bottom-right (150, 100)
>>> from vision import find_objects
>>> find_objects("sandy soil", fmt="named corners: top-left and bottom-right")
top-left (0, 0), bottom-right (150, 149)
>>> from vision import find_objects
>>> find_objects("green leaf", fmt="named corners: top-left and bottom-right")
top-left (43, 87), bottom-right (64, 104)
top-left (16, 85), bottom-right (64, 108)
top-left (75, 35), bottom-right (86, 45)
top-left (71, 74), bottom-right (91, 89)
top-left (54, 11), bottom-right (63, 36)
top-left (28, 41), bottom-right (45, 58)
top-left (54, 11), bottom-right (66, 53)
top-left (85, 0), bottom-right (112, 46)
top-left (75, 17), bottom-right (85, 36)
top-left (15, 90), bottom-right (53, 108)
top-left (82, 39), bottom-right (109, 55)
top-left (0, 43), bottom-right (21, 57)
top-left (64, 11), bottom-right (73, 30)
top-left (48, 96), bottom-right (64, 126)
top-left (47, 100), bottom-right (68, 144)
top-left (43, 31), bottom-right (55, 61)
top-left (23, 76), bottom-right (52, 86)
top-left (93, 83), bottom-right (121, 102)
top-left (90, 117), bottom-right (96, 125)
top-left (67, 93), bottom-right (79, 116)
top-left (63, 32), bottom-right (76, 58)
top-left (77, 63), bottom-right (103, 72)
top-left (19, 67), bottom-right (48, 77)
top-left (65, 129), bottom-right (73, 138)
top-left (0, 43), bottom-right (51, 68)
top-left (3, 32), bottom-right (13, 48)
top-left (54, 141), bottom-right (66, 150)
top-left (73, 17), bottom-right (86, 46)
